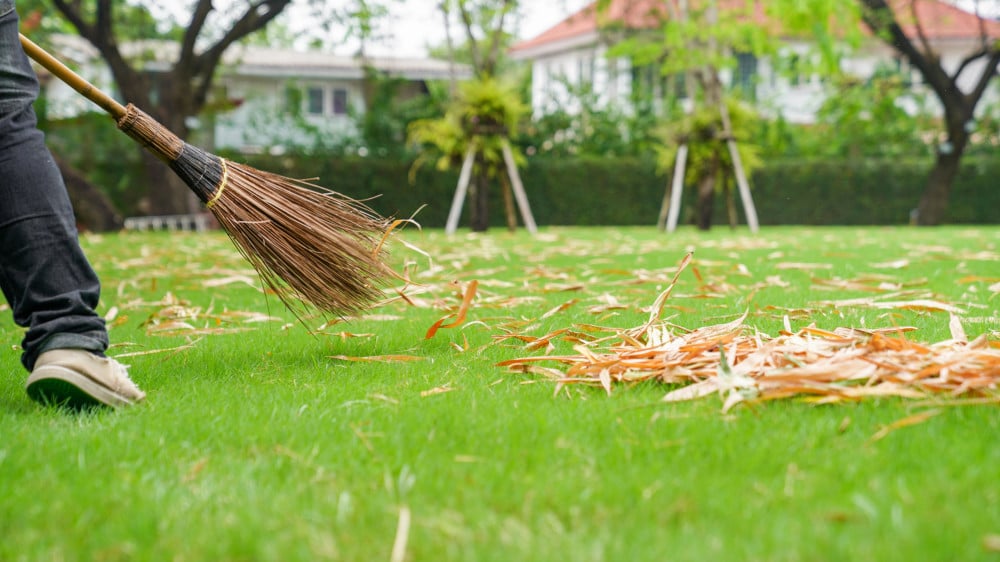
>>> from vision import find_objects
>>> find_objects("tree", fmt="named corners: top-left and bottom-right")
top-left (431, 0), bottom-right (524, 232)
top-left (48, 0), bottom-right (294, 215)
top-left (408, 78), bottom-right (528, 231)
top-left (813, 69), bottom-right (935, 159)
top-left (594, 0), bottom-right (998, 226)
top-left (597, 0), bottom-right (774, 230)
top-left (856, 0), bottom-right (1000, 225)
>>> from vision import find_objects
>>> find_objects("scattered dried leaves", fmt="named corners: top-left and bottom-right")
top-left (500, 255), bottom-right (1000, 411)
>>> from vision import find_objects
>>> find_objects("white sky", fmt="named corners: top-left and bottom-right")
top-left (308, 0), bottom-right (592, 56)
top-left (151, 0), bottom-right (998, 57)
top-left (355, 0), bottom-right (999, 57)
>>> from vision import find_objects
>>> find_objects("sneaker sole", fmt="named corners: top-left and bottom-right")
top-left (26, 365), bottom-right (134, 410)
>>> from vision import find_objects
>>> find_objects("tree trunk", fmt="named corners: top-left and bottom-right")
top-left (696, 157), bottom-right (720, 231)
top-left (469, 171), bottom-right (490, 232)
top-left (724, 176), bottom-right (738, 229)
top-left (916, 150), bottom-right (963, 226)
top-left (916, 121), bottom-right (969, 226)
top-left (139, 152), bottom-right (201, 216)
top-left (56, 156), bottom-right (123, 232)
top-left (500, 173), bottom-right (518, 232)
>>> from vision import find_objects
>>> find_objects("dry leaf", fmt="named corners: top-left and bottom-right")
top-left (541, 299), bottom-right (580, 320)
top-left (983, 534), bottom-right (1000, 552)
top-left (775, 262), bottom-right (833, 271)
top-left (949, 313), bottom-right (968, 344)
top-left (868, 410), bottom-right (942, 442)
top-left (329, 355), bottom-right (423, 363)
top-left (425, 280), bottom-right (479, 339)
top-left (421, 385), bottom-right (455, 397)
top-left (502, 271), bottom-right (1000, 409)
top-left (870, 259), bottom-right (910, 269)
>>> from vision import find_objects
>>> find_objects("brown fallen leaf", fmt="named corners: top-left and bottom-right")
top-left (329, 355), bottom-right (424, 363)
top-left (870, 410), bottom-right (942, 443)
top-left (501, 261), bottom-right (1000, 410)
top-left (541, 299), bottom-right (580, 320)
top-left (421, 384), bottom-right (455, 397)
top-left (949, 313), bottom-right (968, 344)
top-left (870, 259), bottom-right (910, 269)
top-left (775, 262), bottom-right (833, 271)
top-left (425, 280), bottom-right (479, 339)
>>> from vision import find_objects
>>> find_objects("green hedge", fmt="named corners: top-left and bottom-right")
top-left (751, 158), bottom-right (1000, 225)
top-left (221, 153), bottom-right (1000, 227)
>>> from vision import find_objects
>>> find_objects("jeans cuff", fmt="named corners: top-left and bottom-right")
top-left (37, 332), bottom-right (107, 356)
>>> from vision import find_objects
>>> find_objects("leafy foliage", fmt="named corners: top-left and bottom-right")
top-left (520, 82), bottom-right (663, 158)
top-left (812, 69), bottom-right (935, 158)
top-left (407, 78), bottom-right (527, 178)
top-left (655, 99), bottom-right (764, 187)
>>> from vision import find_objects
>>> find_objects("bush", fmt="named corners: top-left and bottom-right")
top-left (751, 158), bottom-right (1000, 225)
top-left (226, 152), bottom-right (998, 227)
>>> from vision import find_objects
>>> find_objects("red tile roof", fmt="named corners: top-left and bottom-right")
top-left (889, 0), bottom-right (1000, 38)
top-left (511, 0), bottom-right (1000, 53)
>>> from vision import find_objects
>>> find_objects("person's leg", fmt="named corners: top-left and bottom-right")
top-left (0, 2), bottom-right (143, 407)
top-left (0, 2), bottom-right (108, 370)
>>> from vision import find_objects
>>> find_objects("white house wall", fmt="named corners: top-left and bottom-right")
top-left (530, 44), bottom-right (631, 115)
top-left (213, 76), bottom-right (364, 153)
top-left (523, 35), bottom-right (999, 125)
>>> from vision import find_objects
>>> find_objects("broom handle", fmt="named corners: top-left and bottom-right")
top-left (19, 33), bottom-right (127, 120)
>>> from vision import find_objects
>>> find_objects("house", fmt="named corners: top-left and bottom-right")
top-left (40, 35), bottom-right (469, 153)
top-left (207, 45), bottom-right (467, 153)
top-left (509, 0), bottom-right (1000, 123)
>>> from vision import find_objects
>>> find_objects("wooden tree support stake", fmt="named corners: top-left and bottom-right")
top-left (445, 147), bottom-right (477, 235)
top-left (724, 138), bottom-right (759, 233)
top-left (445, 141), bottom-right (537, 236)
top-left (660, 144), bottom-right (688, 233)
top-left (501, 140), bottom-right (538, 234)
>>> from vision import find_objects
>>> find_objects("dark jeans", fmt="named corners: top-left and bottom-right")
top-left (0, 1), bottom-right (108, 371)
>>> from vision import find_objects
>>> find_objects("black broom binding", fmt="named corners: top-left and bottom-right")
top-left (117, 105), bottom-right (225, 203)
top-left (21, 34), bottom-right (392, 319)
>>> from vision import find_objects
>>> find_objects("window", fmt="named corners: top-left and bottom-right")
top-left (672, 73), bottom-right (688, 99)
top-left (734, 52), bottom-right (758, 99)
top-left (332, 88), bottom-right (348, 115)
top-left (787, 54), bottom-right (805, 87)
top-left (307, 87), bottom-right (324, 115)
top-left (579, 56), bottom-right (594, 85)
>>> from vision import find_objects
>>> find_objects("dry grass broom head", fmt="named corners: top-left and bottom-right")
top-left (117, 103), bottom-right (392, 318)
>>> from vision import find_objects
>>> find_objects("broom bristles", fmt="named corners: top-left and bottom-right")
top-left (210, 161), bottom-right (392, 317)
top-left (117, 103), bottom-right (392, 318)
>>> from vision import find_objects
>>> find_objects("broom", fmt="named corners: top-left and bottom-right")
top-left (19, 33), bottom-right (392, 319)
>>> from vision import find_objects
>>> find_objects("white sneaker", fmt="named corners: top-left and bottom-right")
top-left (26, 349), bottom-right (145, 409)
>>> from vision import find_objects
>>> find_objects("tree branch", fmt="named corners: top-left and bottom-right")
top-left (180, 0), bottom-right (214, 69)
top-left (438, 0), bottom-right (459, 95)
top-left (50, 0), bottom-right (149, 109)
top-left (952, 47), bottom-right (990, 83)
top-left (457, 1), bottom-right (484, 76)
top-left (858, 0), bottom-right (958, 106)
top-left (966, 48), bottom-right (1000, 108)
top-left (50, 0), bottom-right (95, 40)
top-left (484, 0), bottom-right (515, 77)
top-left (908, 0), bottom-right (933, 59)
top-left (190, 0), bottom-right (292, 107)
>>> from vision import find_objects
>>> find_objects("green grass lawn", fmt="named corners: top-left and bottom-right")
top-left (1, 225), bottom-right (998, 561)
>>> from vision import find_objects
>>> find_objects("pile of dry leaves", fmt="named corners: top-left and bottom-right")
top-left (499, 254), bottom-right (1000, 411)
